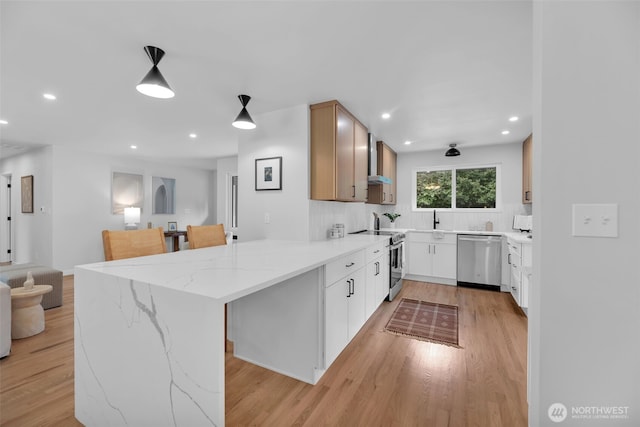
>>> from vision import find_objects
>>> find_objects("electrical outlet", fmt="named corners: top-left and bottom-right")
top-left (572, 204), bottom-right (618, 238)
top-left (264, 212), bottom-right (270, 224)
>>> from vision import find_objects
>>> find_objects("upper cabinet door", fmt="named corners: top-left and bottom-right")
top-left (336, 106), bottom-right (356, 200)
top-left (353, 121), bottom-right (369, 202)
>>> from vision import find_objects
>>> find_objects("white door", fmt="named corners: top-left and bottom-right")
top-left (432, 243), bottom-right (457, 279)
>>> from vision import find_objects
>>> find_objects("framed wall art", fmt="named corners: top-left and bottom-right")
top-left (255, 156), bottom-right (282, 191)
top-left (152, 176), bottom-right (176, 214)
top-left (21, 175), bottom-right (34, 213)
top-left (167, 221), bottom-right (177, 232)
top-left (112, 172), bottom-right (144, 214)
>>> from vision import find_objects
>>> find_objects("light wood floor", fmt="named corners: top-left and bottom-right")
top-left (1, 277), bottom-right (528, 426)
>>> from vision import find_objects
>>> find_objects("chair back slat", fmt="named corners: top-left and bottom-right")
top-left (102, 227), bottom-right (167, 261)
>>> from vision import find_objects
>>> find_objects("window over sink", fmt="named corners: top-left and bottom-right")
top-left (412, 164), bottom-right (500, 211)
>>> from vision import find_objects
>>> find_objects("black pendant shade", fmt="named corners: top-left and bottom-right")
top-left (445, 143), bottom-right (460, 157)
top-left (232, 95), bottom-right (256, 129)
top-left (136, 46), bottom-right (175, 99)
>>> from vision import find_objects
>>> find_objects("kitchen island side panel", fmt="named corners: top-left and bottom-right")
top-left (74, 268), bottom-right (225, 426)
top-left (231, 267), bottom-right (323, 384)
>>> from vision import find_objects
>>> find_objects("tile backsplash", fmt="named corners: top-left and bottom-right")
top-left (309, 200), bottom-right (531, 240)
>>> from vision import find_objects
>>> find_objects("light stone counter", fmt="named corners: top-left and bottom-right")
top-left (74, 236), bottom-right (388, 427)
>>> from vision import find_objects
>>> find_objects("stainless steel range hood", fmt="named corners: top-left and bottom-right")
top-left (367, 133), bottom-right (392, 184)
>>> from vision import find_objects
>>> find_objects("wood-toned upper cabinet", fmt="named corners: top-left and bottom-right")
top-left (310, 100), bottom-right (368, 202)
top-left (367, 141), bottom-right (397, 205)
top-left (522, 134), bottom-right (532, 204)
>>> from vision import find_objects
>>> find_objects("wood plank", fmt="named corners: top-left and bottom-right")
top-left (0, 278), bottom-right (528, 426)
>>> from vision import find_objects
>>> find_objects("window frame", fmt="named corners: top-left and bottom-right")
top-left (411, 163), bottom-right (502, 212)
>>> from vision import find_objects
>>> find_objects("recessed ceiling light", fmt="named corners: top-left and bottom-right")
top-left (130, 145), bottom-right (137, 149)
top-left (404, 140), bottom-right (412, 145)
top-left (509, 116), bottom-right (519, 122)
top-left (0, 120), bottom-right (8, 125)
top-left (501, 130), bottom-right (510, 135)
top-left (381, 113), bottom-right (391, 119)
top-left (43, 93), bottom-right (57, 100)
top-left (189, 133), bottom-right (197, 139)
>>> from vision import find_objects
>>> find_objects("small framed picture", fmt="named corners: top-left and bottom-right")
top-left (167, 221), bottom-right (177, 232)
top-left (21, 175), bottom-right (34, 213)
top-left (255, 156), bottom-right (282, 191)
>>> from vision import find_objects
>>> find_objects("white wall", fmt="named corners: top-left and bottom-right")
top-left (395, 142), bottom-right (528, 232)
top-left (238, 104), bottom-right (310, 241)
top-left (0, 145), bottom-right (215, 274)
top-left (530, 2), bottom-right (640, 426)
top-left (0, 146), bottom-right (53, 266)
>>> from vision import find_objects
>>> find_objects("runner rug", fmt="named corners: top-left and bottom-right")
top-left (384, 298), bottom-right (459, 347)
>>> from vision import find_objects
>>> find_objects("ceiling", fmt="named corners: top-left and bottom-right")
top-left (0, 1), bottom-right (532, 169)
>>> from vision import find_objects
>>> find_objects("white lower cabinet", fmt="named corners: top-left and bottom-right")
top-left (325, 250), bottom-right (366, 367)
top-left (365, 242), bottom-right (389, 318)
top-left (507, 237), bottom-right (532, 311)
top-left (406, 232), bottom-right (457, 282)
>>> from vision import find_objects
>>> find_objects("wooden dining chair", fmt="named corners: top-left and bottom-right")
top-left (102, 227), bottom-right (168, 261)
top-left (186, 224), bottom-right (228, 249)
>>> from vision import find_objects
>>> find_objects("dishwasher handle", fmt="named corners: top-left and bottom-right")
top-left (458, 235), bottom-right (502, 243)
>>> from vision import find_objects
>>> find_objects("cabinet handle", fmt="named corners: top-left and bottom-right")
top-left (508, 253), bottom-right (511, 265)
top-left (374, 249), bottom-right (380, 254)
top-left (352, 185), bottom-right (356, 198)
top-left (346, 280), bottom-right (351, 298)
top-left (433, 244), bottom-right (436, 255)
top-left (428, 245), bottom-right (431, 254)
top-left (525, 191), bottom-right (531, 201)
top-left (375, 261), bottom-right (379, 275)
top-left (346, 262), bottom-right (355, 268)
top-left (390, 194), bottom-right (394, 203)
top-left (349, 279), bottom-right (355, 296)
top-left (383, 192), bottom-right (386, 202)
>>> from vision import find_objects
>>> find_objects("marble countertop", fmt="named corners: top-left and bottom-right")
top-left (75, 235), bottom-right (389, 303)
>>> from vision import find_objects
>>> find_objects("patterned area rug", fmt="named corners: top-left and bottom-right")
top-left (384, 298), bottom-right (459, 347)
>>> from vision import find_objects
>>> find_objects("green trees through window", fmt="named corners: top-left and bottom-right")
top-left (415, 166), bottom-right (497, 210)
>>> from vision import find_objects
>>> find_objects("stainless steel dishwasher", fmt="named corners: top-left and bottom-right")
top-left (457, 234), bottom-right (502, 290)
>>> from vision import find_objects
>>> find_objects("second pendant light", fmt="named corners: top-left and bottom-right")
top-left (232, 95), bottom-right (256, 129)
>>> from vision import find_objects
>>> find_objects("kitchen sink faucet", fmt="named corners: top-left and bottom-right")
top-left (433, 210), bottom-right (440, 230)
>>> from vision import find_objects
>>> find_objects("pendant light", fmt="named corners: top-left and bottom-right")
top-left (232, 95), bottom-right (256, 129)
top-left (445, 143), bottom-right (460, 157)
top-left (136, 46), bottom-right (175, 99)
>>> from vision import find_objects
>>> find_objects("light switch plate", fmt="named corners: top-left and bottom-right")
top-left (572, 204), bottom-right (618, 238)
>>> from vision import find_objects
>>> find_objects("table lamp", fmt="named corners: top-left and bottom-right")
top-left (124, 207), bottom-right (141, 230)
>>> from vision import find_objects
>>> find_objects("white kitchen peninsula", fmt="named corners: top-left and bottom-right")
top-left (74, 236), bottom-right (387, 427)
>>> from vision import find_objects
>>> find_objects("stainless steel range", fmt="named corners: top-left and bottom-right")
top-left (350, 230), bottom-right (406, 301)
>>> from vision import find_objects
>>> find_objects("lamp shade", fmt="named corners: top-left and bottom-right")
top-left (445, 143), bottom-right (460, 157)
top-left (232, 95), bottom-right (256, 129)
top-left (124, 207), bottom-right (141, 227)
top-left (136, 46), bottom-right (175, 99)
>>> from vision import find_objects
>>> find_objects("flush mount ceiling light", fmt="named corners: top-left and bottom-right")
top-left (232, 95), bottom-right (256, 129)
top-left (502, 130), bottom-right (510, 135)
top-left (136, 46), bottom-right (175, 99)
top-left (381, 113), bottom-right (391, 119)
top-left (445, 143), bottom-right (460, 157)
top-left (509, 116), bottom-right (519, 122)
top-left (43, 93), bottom-right (57, 100)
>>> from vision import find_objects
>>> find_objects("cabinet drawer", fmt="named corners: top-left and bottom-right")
top-left (365, 242), bottom-right (387, 263)
top-left (326, 250), bottom-right (365, 286)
